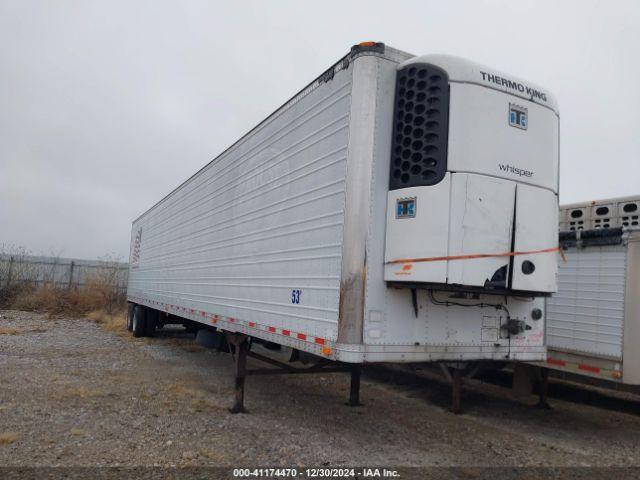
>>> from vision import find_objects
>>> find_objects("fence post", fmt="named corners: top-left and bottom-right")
top-left (68, 261), bottom-right (75, 290)
top-left (6, 256), bottom-right (14, 288)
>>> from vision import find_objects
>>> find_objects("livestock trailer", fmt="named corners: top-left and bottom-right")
top-left (541, 196), bottom-right (640, 387)
top-left (126, 42), bottom-right (560, 412)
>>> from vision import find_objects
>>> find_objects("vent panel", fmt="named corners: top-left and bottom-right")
top-left (560, 198), bottom-right (640, 230)
top-left (389, 64), bottom-right (449, 190)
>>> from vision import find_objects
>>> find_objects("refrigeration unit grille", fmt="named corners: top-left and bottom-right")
top-left (389, 64), bottom-right (449, 190)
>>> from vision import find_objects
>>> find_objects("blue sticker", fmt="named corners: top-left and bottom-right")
top-left (509, 103), bottom-right (528, 130)
top-left (396, 197), bottom-right (416, 219)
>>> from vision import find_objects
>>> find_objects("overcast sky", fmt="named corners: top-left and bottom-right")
top-left (1, 0), bottom-right (638, 260)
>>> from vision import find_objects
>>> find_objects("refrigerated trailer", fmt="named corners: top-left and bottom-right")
top-left (126, 42), bottom-right (560, 412)
top-left (540, 196), bottom-right (640, 388)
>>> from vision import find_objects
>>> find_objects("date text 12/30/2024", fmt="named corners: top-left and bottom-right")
top-left (233, 468), bottom-right (401, 478)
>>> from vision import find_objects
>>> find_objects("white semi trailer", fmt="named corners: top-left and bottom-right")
top-left (541, 196), bottom-right (640, 388)
top-left (126, 42), bottom-right (560, 412)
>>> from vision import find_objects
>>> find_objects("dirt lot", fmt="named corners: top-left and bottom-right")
top-left (2, 309), bottom-right (640, 471)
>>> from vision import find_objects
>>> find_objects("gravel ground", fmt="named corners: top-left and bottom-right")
top-left (2, 309), bottom-right (640, 470)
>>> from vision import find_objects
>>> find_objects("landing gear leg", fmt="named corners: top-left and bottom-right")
top-left (537, 367), bottom-right (551, 409)
top-left (227, 334), bottom-right (249, 414)
top-left (451, 368), bottom-right (463, 414)
top-left (347, 365), bottom-right (363, 407)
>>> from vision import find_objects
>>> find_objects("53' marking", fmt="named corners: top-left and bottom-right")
top-left (291, 289), bottom-right (302, 304)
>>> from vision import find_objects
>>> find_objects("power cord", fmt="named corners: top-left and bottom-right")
top-left (428, 290), bottom-right (506, 312)
top-left (428, 290), bottom-right (512, 358)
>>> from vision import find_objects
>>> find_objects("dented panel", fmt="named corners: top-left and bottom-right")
top-left (447, 173), bottom-right (515, 288)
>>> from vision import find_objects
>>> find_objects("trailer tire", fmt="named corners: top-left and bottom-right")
top-left (145, 309), bottom-right (158, 337)
top-left (184, 321), bottom-right (200, 334)
top-left (132, 305), bottom-right (146, 337)
top-left (126, 303), bottom-right (134, 332)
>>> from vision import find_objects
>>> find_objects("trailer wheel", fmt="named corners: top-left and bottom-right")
top-left (184, 320), bottom-right (200, 334)
top-left (145, 309), bottom-right (158, 337)
top-left (126, 303), bottom-right (134, 332)
top-left (132, 305), bottom-right (146, 337)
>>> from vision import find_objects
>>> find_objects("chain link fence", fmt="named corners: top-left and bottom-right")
top-left (0, 252), bottom-right (129, 306)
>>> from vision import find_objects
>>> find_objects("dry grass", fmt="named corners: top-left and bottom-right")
top-left (165, 382), bottom-right (223, 412)
top-left (0, 327), bottom-right (20, 335)
top-left (12, 282), bottom-right (123, 317)
top-left (159, 336), bottom-right (206, 352)
top-left (0, 326), bottom-right (47, 335)
top-left (57, 386), bottom-right (105, 400)
top-left (1, 249), bottom-right (129, 337)
top-left (199, 448), bottom-right (230, 462)
top-left (0, 432), bottom-right (20, 445)
top-left (2, 251), bottom-right (126, 317)
top-left (176, 342), bottom-right (205, 353)
top-left (3, 266), bottom-right (128, 336)
top-left (86, 309), bottom-right (126, 333)
top-left (167, 382), bottom-right (197, 397)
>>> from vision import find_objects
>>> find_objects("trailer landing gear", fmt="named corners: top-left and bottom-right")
top-left (511, 364), bottom-right (552, 409)
top-left (227, 334), bottom-right (249, 414)
top-left (451, 367), bottom-right (463, 414)
top-left (440, 362), bottom-right (480, 414)
top-left (225, 333), bottom-right (358, 413)
top-left (536, 367), bottom-right (551, 410)
top-left (347, 365), bottom-right (363, 407)
top-left (439, 364), bottom-right (465, 414)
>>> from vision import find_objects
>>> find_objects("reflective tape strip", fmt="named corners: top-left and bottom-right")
top-left (578, 364), bottom-right (600, 374)
top-left (547, 358), bottom-right (566, 367)
top-left (128, 298), bottom-right (330, 351)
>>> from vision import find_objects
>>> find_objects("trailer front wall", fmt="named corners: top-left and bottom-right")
top-left (128, 64), bottom-right (354, 348)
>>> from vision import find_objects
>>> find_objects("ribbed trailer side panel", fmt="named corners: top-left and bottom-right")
top-left (546, 246), bottom-right (627, 359)
top-left (542, 227), bottom-right (640, 385)
top-left (128, 65), bottom-right (353, 345)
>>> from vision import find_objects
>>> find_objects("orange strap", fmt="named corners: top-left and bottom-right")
top-left (387, 246), bottom-right (565, 265)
